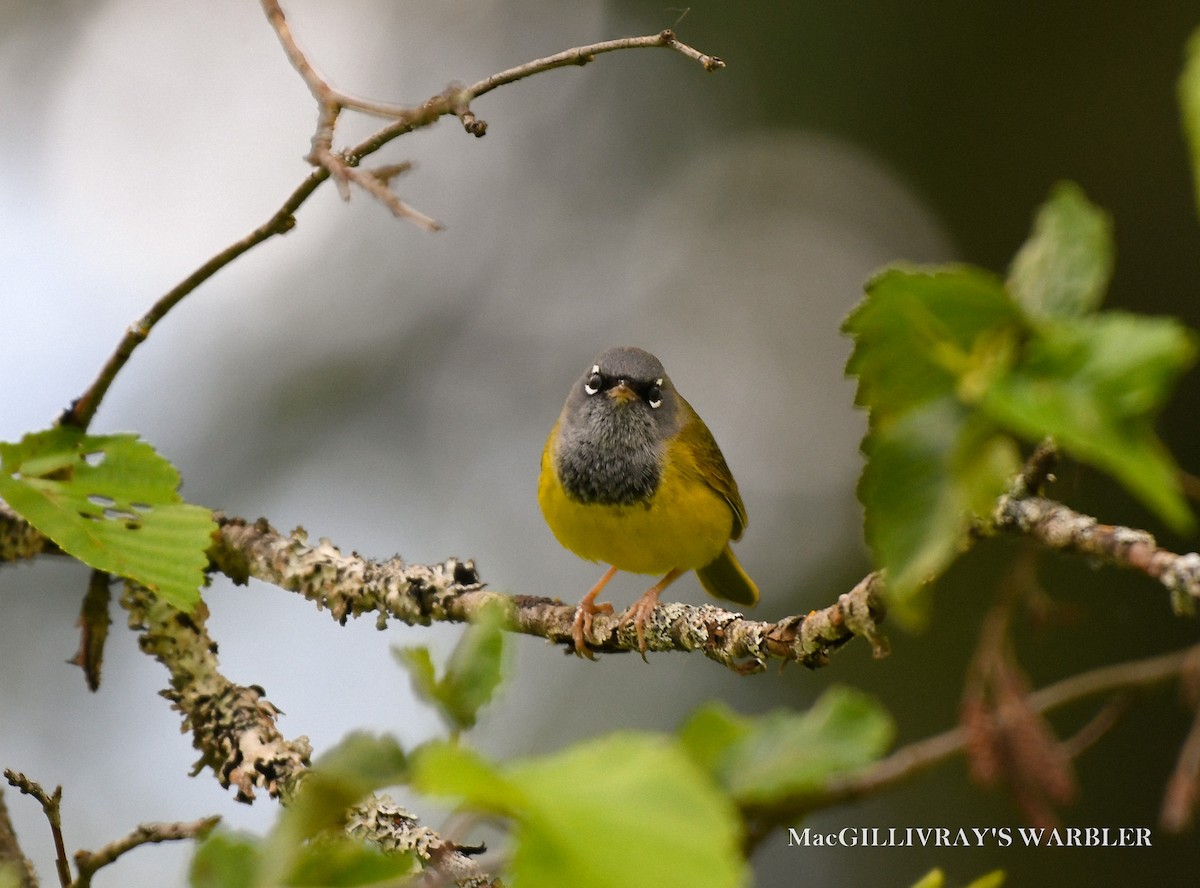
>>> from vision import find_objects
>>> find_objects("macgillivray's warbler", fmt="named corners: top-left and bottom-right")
top-left (538, 346), bottom-right (758, 657)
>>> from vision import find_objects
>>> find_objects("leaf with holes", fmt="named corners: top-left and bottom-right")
top-left (0, 426), bottom-right (215, 609)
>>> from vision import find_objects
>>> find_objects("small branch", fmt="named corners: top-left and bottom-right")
top-left (3, 772), bottom-right (69, 888)
top-left (743, 644), bottom-right (1200, 846)
top-left (56, 17), bottom-right (724, 432)
top-left (58, 178), bottom-right (313, 430)
top-left (992, 494), bottom-right (1200, 615)
top-left (207, 515), bottom-right (888, 673)
top-left (119, 581), bottom-right (312, 804)
top-left (72, 817), bottom-right (220, 888)
top-left (461, 29), bottom-right (724, 102)
top-left (1161, 697), bottom-right (1200, 832)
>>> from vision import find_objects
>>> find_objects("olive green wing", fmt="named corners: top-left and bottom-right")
top-left (676, 396), bottom-right (748, 540)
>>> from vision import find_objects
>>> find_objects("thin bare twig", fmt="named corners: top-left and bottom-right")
top-left (1161, 699), bottom-right (1200, 832)
top-left (3, 771), bottom-right (70, 888)
top-left (741, 643), bottom-right (1200, 847)
top-left (72, 817), bottom-right (220, 888)
top-left (58, 180), bottom-right (312, 429)
top-left (58, 11), bottom-right (725, 431)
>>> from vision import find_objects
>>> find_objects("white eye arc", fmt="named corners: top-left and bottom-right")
top-left (648, 378), bottom-right (664, 409)
top-left (584, 365), bottom-right (602, 395)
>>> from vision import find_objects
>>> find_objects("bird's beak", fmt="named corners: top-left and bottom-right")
top-left (607, 381), bottom-right (638, 404)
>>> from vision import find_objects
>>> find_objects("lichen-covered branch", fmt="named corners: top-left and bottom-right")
top-left (0, 786), bottom-right (38, 888)
top-left (993, 494), bottom-right (1200, 614)
top-left (117, 577), bottom-right (497, 887)
top-left (208, 515), bottom-right (888, 673)
top-left (119, 581), bottom-right (312, 803)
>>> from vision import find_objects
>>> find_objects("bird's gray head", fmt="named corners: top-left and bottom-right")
top-left (554, 346), bottom-right (683, 505)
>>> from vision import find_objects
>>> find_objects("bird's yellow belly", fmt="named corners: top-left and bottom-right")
top-left (538, 455), bottom-right (732, 575)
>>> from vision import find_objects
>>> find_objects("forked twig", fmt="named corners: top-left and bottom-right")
top-left (59, 6), bottom-right (725, 430)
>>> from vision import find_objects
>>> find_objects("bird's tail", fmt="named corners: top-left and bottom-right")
top-left (696, 545), bottom-right (759, 606)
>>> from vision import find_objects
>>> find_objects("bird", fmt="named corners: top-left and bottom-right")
top-left (538, 346), bottom-right (758, 657)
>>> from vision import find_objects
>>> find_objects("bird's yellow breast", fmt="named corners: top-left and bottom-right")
top-left (538, 430), bottom-right (733, 575)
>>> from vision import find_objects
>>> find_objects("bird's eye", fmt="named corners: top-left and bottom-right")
top-left (647, 379), bottom-right (663, 409)
top-left (584, 366), bottom-right (602, 396)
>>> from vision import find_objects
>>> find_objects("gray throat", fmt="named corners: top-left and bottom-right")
top-left (555, 409), bottom-right (661, 506)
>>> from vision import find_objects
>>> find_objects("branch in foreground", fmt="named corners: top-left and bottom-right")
top-left (119, 579), bottom-right (496, 888)
top-left (741, 643), bottom-right (1200, 848)
top-left (208, 515), bottom-right (889, 673)
top-left (121, 581), bottom-right (312, 804)
top-left (0, 785), bottom-right (37, 888)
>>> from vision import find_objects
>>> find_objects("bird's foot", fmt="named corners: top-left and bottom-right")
top-left (621, 588), bottom-right (663, 661)
top-left (571, 597), bottom-right (614, 659)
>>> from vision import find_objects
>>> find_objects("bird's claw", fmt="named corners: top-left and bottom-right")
top-left (571, 598), bottom-right (614, 659)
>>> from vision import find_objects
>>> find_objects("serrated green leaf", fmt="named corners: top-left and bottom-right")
top-left (859, 398), bottom-right (1020, 622)
top-left (680, 687), bottom-right (893, 806)
top-left (844, 265), bottom-right (1019, 418)
top-left (415, 734), bottom-right (745, 888)
top-left (1181, 27), bottom-right (1200, 222)
top-left (189, 830), bottom-right (262, 888)
top-left (393, 601), bottom-right (507, 732)
top-left (983, 314), bottom-right (1196, 533)
top-left (1008, 181), bottom-right (1113, 321)
top-left (0, 426), bottom-right (214, 609)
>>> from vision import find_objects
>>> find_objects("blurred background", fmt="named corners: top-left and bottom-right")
top-left (3, 1), bottom-right (1200, 884)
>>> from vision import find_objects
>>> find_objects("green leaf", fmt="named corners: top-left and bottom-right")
top-left (858, 398), bottom-right (1020, 622)
top-left (1008, 181), bottom-right (1113, 321)
top-left (410, 740), bottom-right (522, 812)
top-left (844, 265), bottom-right (1019, 418)
top-left (679, 687), bottom-right (893, 806)
top-left (284, 733), bottom-right (408, 841)
top-left (0, 426), bottom-right (215, 609)
top-left (983, 314), bottom-right (1197, 533)
top-left (414, 734), bottom-right (745, 888)
top-left (285, 837), bottom-right (415, 886)
top-left (964, 871), bottom-right (1006, 888)
top-left (393, 600), bottom-right (507, 732)
top-left (256, 734), bottom-right (408, 887)
top-left (910, 870), bottom-right (945, 888)
top-left (675, 700), bottom-right (748, 774)
top-left (1181, 27), bottom-right (1200, 222)
top-left (190, 831), bottom-right (262, 888)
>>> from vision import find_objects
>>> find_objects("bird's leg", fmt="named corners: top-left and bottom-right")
top-left (572, 565), bottom-right (618, 659)
top-left (623, 568), bottom-right (683, 659)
